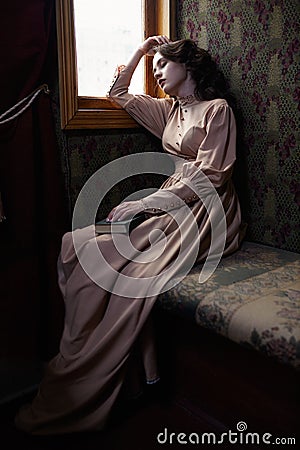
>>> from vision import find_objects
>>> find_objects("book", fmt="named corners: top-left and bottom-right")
top-left (95, 214), bottom-right (145, 234)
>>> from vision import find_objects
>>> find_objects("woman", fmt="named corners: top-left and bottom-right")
top-left (15, 36), bottom-right (245, 435)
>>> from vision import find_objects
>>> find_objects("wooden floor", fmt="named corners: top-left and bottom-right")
top-left (1, 386), bottom-right (246, 450)
top-left (2, 333), bottom-right (298, 450)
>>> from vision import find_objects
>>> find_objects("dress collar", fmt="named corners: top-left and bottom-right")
top-left (177, 94), bottom-right (197, 107)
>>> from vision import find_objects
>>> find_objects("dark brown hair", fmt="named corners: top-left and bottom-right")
top-left (154, 39), bottom-right (233, 104)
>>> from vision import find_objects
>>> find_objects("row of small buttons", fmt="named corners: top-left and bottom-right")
top-left (146, 195), bottom-right (198, 214)
top-left (176, 108), bottom-right (188, 144)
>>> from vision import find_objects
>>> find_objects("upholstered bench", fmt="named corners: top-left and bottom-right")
top-left (157, 241), bottom-right (300, 369)
top-left (155, 241), bottom-right (300, 434)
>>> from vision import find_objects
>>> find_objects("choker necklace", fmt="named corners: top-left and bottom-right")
top-left (177, 94), bottom-right (196, 106)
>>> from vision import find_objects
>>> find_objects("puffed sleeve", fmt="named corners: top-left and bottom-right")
top-left (108, 63), bottom-right (173, 139)
top-left (140, 103), bottom-right (237, 213)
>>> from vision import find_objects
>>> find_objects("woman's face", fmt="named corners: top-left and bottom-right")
top-left (152, 52), bottom-right (189, 96)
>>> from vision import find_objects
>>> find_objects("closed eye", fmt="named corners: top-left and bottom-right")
top-left (153, 59), bottom-right (167, 75)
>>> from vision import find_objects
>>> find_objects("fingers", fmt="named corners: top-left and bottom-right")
top-left (106, 201), bottom-right (143, 222)
top-left (110, 205), bottom-right (127, 222)
top-left (149, 35), bottom-right (170, 50)
top-left (160, 35), bottom-right (170, 44)
top-left (106, 207), bottom-right (116, 222)
top-left (107, 204), bottom-right (128, 221)
top-left (151, 35), bottom-right (170, 45)
top-left (140, 35), bottom-right (171, 55)
top-left (107, 205), bottom-right (125, 222)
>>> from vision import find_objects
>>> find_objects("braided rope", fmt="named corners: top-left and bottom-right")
top-left (0, 84), bottom-right (50, 125)
top-left (0, 84), bottom-right (50, 222)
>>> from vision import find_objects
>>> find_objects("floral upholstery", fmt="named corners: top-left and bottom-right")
top-left (157, 241), bottom-right (300, 369)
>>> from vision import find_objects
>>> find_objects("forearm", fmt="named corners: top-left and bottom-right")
top-left (141, 184), bottom-right (198, 215)
top-left (108, 35), bottom-right (169, 107)
top-left (140, 161), bottom-right (230, 214)
top-left (108, 48), bottom-right (145, 108)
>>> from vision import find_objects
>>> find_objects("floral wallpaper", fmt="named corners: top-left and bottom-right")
top-left (57, 129), bottom-right (164, 222)
top-left (177, 0), bottom-right (300, 252)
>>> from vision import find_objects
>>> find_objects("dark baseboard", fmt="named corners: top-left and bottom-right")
top-left (154, 311), bottom-right (300, 437)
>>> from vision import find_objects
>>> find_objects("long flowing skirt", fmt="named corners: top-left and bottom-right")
top-left (15, 179), bottom-right (242, 435)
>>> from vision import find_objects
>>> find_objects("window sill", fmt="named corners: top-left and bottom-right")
top-left (63, 97), bottom-right (139, 130)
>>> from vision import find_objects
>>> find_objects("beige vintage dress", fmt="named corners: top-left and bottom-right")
top-left (15, 58), bottom-right (244, 435)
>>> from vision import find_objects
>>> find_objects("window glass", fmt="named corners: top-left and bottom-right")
top-left (74, 0), bottom-right (144, 97)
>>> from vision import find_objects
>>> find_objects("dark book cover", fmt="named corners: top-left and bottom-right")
top-left (95, 214), bottom-right (145, 234)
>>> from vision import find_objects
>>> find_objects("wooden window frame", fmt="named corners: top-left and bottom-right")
top-left (56, 0), bottom-right (176, 130)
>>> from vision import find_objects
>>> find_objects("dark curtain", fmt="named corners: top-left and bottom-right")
top-left (0, 0), bottom-right (68, 361)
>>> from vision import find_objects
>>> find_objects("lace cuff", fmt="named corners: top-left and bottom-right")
top-left (106, 65), bottom-right (126, 97)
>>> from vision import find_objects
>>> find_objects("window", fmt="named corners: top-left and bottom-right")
top-left (74, 0), bottom-right (144, 97)
top-left (56, 0), bottom-right (176, 129)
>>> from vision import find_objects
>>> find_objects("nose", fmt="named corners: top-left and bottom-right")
top-left (154, 69), bottom-right (162, 80)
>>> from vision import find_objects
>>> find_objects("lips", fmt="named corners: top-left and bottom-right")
top-left (159, 79), bottom-right (166, 88)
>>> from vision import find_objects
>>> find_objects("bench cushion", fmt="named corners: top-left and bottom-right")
top-left (157, 242), bottom-right (300, 369)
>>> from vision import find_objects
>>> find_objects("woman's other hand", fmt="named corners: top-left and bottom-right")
top-left (107, 200), bottom-right (144, 222)
top-left (139, 35), bottom-right (170, 56)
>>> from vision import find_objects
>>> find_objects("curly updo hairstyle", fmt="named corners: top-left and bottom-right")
top-left (154, 39), bottom-right (233, 105)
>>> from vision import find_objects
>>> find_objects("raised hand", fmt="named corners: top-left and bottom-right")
top-left (139, 35), bottom-right (170, 56)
